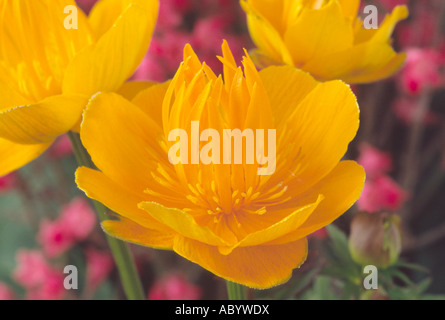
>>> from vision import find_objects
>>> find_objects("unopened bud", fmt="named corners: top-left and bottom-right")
top-left (348, 212), bottom-right (402, 268)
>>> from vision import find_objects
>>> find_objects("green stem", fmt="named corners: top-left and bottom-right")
top-left (226, 281), bottom-right (246, 300)
top-left (67, 131), bottom-right (145, 300)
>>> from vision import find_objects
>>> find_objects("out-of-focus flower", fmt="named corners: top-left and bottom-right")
top-left (398, 48), bottom-right (444, 95)
top-left (148, 274), bottom-right (201, 300)
top-left (59, 197), bottom-right (96, 240)
top-left (310, 228), bottom-right (328, 240)
top-left (241, 0), bottom-right (408, 83)
top-left (49, 134), bottom-right (73, 158)
top-left (38, 219), bottom-right (76, 258)
top-left (378, 0), bottom-right (408, 11)
top-left (357, 175), bottom-right (408, 213)
top-left (0, 0), bottom-right (159, 177)
top-left (133, 0), bottom-right (248, 82)
top-left (85, 248), bottom-right (114, 289)
top-left (0, 282), bottom-right (15, 300)
top-left (38, 197), bottom-right (96, 257)
top-left (26, 269), bottom-right (65, 300)
top-left (13, 250), bottom-right (51, 288)
top-left (397, 6), bottom-right (439, 48)
top-left (76, 41), bottom-right (365, 288)
top-left (13, 250), bottom-right (65, 300)
top-left (357, 143), bottom-right (392, 179)
top-left (349, 211), bottom-right (402, 268)
top-left (0, 172), bottom-right (17, 192)
top-left (392, 97), bottom-right (438, 125)
top-left (75, 0), bottom-right (97, 13)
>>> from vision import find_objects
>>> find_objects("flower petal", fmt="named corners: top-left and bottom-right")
top-left (0, 138), bottom-right (51, 176)
top-left (173, 236), bottom-right (307, 289)
top-left (139, 202), bottom-right (237, 247)
top-left (219, 195), bottom-right (323, 255)
top-left (0, 94), bottom-right (88, 144)
top-left (240, 0), bottom-right (294, 66)
top-left (131, 81), bottom-right (170, 126)
top-left (116, 81), bottom-right (156, 101)
top-left (75, 166), bottom-right (169, 232)
top-left (283, 0), bottom-right (354, 65)
top-left (266, 161), bottom-right (365, 245)
top-left (268, 80), bottom-right (359, 195)
top-left (259, 66), bottom-right (318, 127)
top-left (102, 216), bottom-right (174, 250)
top-left (62, 0), bottom-right (159, 96)
top-left (80, 92), bottom-right (164, 195)
top-left (303, 41), bottom-right (406, 83)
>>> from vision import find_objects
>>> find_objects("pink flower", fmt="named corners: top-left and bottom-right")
top-left (357, 143), bottom-right (392, 179)
top-left (75, 0), bottom-right (97, 14)
top-left (14, 250), bottom-right (52, 288)
top-left (0, 282), bottom-right (15, 300)
top-left (310, 228), bottom-right (328, 240)
top-left (59, 197), bottom-right (96, 241)
top-left (85, 248), bottom-right (114, 290)
top-left (357, 175), bottom-right (408, 213)
top-left (38, 219), bottom-right (76, 258)
top-left (49, 134), bottom-right (73, 158)
top-left (397, 9), bottom-right (439, 48)
top-left (399, 48), bottom-right (444, 95)
top-left (0, 172), bottom-right (16, 192)
top-left (38, 197), bottom-right (96, 258)
top-left (148, 274), bottom-right (201, 300)
top-left (392, 97), bottom-right (438, 125)
top-left (378, 0), bottom-right (408, 11)
top-left (13, 250), bottom-right (65, 300)
top-left (26, 269), bottom-right (65, 300)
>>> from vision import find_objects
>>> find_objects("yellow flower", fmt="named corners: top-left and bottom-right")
top-left (0, 0), bottom-right (158, 176)
top-left (241, 0), bottom-right (408, 83)
top-left (76, 41), bottom-right (365, 289)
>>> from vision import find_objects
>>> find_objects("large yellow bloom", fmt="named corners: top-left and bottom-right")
top-left (0, 0), bottom-right (158, 176)
top-left (76, 41), bottom-right (365, 289)
top-left (241, 0), bottom-right (408, 83)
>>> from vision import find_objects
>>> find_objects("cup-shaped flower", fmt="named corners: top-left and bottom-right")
top-left (0, 0), bottom-right (159, 176)
top-left (241, 0), bottom-right (408, 83)
top-left (76, 41), bottom-right (365, 289)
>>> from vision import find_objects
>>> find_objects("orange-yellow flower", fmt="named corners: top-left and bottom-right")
top-left (76, 41), bottom-right (365, 289)
top-left (241, 0), bottom-right (408, 83)
top-left (0, 0), bottom-right (158, 176)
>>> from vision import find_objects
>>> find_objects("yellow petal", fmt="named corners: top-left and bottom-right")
top-left (102, 216), bottom-right (175, 250)
top-left (303, 41), bottom-right (405, 83)
top-left (173, 236), bottom-right (307, 289)
top-left (62, 0), bottom-right (159, 96)
top-left (0, 66), bottom-right (31, 110)
top-left (267, 161), bottom-right (365, 245)
top-left (116, 81), bottom-right (156, 101)
top-left (0, 94), bottom-right (88, 144)
top-left (283, 0), bottom-right (354, 65)
top-left (131, 81), bottom-right (170, 126)
top-left (371, 5), bottom-right (409, 43)
top-left (241, 0), bottom-right (294, 66)
top-left (337, 0), bottom-right (360, 18)
top-left (268, 80), bottom-right (359, 195)
top-left (75, 166), bottom-right (169, 232)
top-left (259, 65), bottom-right (318, 127)
top-left (0, 138), bottom-right (52, 176)
top-left (0, 0), bottom-right (94, 100)
top-left (139, 202), bottom-right (237, 247)
top-left (80, 92), bottom-right (164, 195)
top-left (219, 195), bottom-right (323, 255)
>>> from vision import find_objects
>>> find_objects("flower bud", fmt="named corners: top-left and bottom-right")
top-left (348, 212), bottom-right (402, 268)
